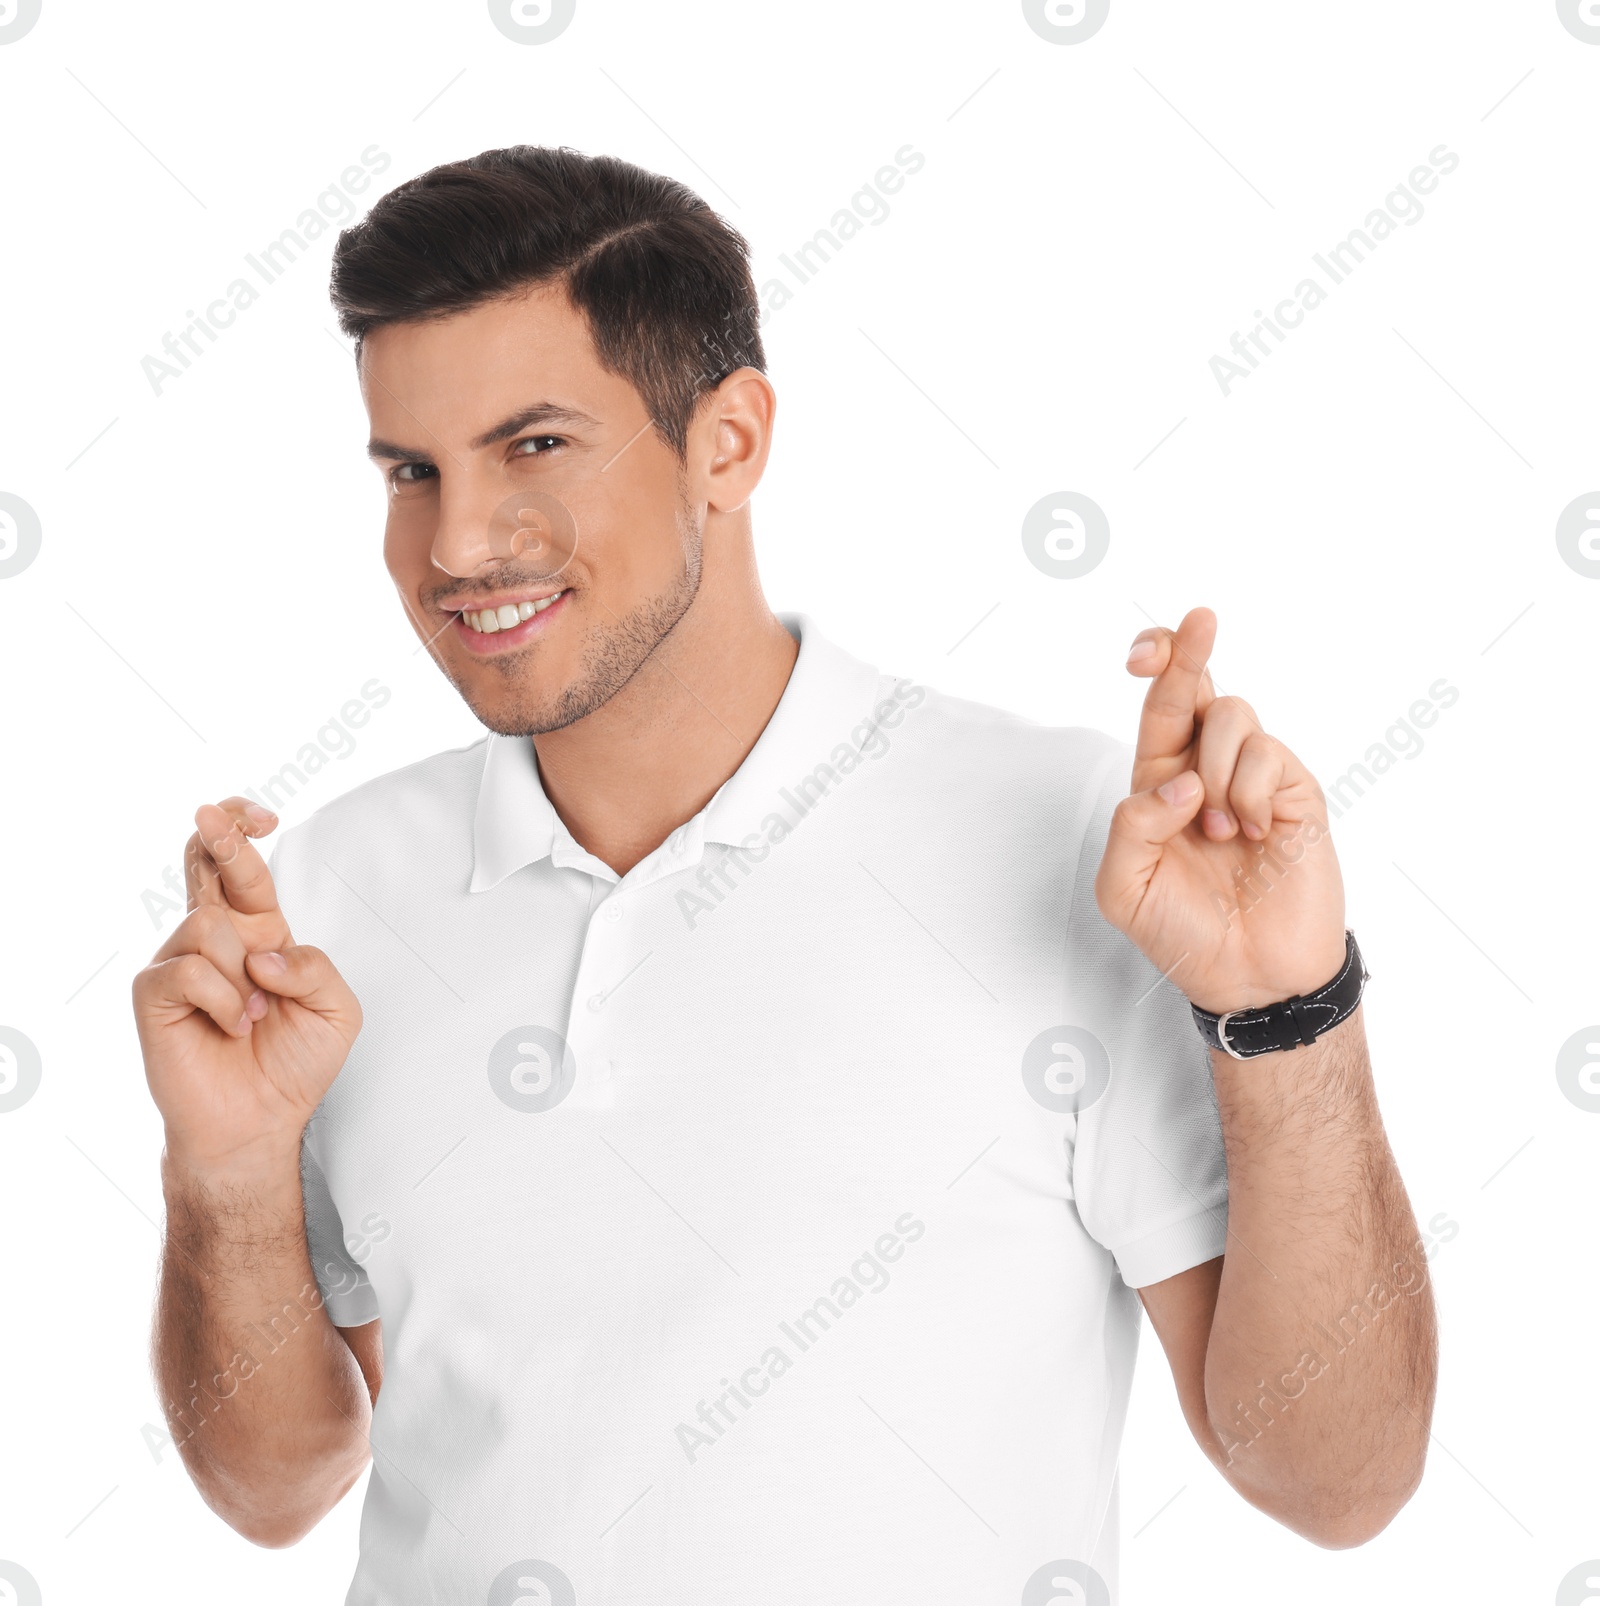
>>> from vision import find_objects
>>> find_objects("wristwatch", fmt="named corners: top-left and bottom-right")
top-left (1191, 929), bottom-right (1368, 1060)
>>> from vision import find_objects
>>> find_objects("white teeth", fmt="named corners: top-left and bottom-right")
top-left (462, 592), bottom-right (563, 633)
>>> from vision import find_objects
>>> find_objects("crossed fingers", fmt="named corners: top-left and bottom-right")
top-left (1127, 607), bottom-right (1287, 841)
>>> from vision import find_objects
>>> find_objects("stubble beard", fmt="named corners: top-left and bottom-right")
top-left (458, 493), bottom-right (705, 738)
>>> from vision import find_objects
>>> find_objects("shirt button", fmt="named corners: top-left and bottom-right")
top-left (587, 992), bottom-right (605, 1013)
top-left (606, 901), bottom-right (623, 922)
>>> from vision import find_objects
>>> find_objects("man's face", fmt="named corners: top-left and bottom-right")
top-left (362, 282), bottom-right (703, 736)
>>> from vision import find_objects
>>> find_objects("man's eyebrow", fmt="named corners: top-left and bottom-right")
top-left (470, 402), bottom-right (602, 451)
top-left (365, 402), bottom-right (603, 463)
top-left (365, 437), bottom-right (431, 463)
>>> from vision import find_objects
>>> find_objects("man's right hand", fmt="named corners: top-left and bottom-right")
top-left (133, 798), bottom-right (363, 1177)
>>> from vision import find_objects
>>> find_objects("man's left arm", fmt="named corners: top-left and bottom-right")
top-left (1094, 607), bottom-right (1438, 1549)
top-left (1139, 1007), bottom-right (1436, 1547)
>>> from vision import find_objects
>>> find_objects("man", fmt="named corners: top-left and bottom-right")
top-left (134, 145), bottom-right (1436, 1604)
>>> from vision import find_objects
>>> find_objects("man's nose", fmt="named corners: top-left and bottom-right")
top-left (431, 486), bottom-right (568, 578)
top-left (429, 484), bottom-right (503, 579)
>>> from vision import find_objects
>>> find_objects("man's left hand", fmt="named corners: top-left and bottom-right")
top-left (1094, 606), bottom-right (1347, 1016)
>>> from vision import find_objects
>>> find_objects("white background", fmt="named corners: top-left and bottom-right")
top-left (1, 0), bottom-right (1596, 1601)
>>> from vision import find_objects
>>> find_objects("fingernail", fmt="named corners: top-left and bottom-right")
top-left (1126, 638), bottom-right (1158, 664)
top-left (1201, 808), bottom-right (1230, 835)
top-left (246, 988), bottom-right (268, 1019)
top-left (1242, 820), bottom-right (1265, 840)
top-left (1158, 772), bottom-right (1199, 806)
top-left (234, 1012), bottom-right (251, 1035)
top-left (255, 951), bottom-right (287, 974)
top-left (244, 803), bottom-right (277, 824)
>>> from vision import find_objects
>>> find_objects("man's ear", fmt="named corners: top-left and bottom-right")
top-left (693, 368), bottom-right (776, 515)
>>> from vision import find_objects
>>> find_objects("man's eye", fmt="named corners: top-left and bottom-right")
top-left (391, 462), bottom-right (437, 488)
top-left (513, 434), bottom-right (564, 458)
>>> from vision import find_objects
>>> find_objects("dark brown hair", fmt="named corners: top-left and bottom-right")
top-left (329, 145), bottom-right (765, 462)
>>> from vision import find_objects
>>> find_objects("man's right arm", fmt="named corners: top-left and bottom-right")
top-left (154, 1145), bottom-right (375, 1546)
top-left (135, 797), bottom-right (373, 1546)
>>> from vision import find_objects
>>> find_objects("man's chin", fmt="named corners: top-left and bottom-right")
top-left (457, 672), bottom-right (604, 739)
top-left (469, 696), bottom-right (580, 740)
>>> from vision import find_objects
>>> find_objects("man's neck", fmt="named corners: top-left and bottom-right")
top-left (531, 595), bottom-right (800, 878)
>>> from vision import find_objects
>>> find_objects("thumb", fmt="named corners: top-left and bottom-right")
top-left (1094, 770), bottom-right (1205, 928)
top-left (244, 944), bottom-right (362, 1034)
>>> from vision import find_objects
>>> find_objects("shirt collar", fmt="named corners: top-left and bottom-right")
top-left (470, 612), bottom-right (887, 892)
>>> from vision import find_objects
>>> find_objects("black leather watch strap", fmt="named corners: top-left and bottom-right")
top-left (1191, 929), bottom-right (1367, 1059)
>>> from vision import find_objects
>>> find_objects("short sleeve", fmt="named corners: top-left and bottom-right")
top-left (1064, 742), bottom-right (1230, 1289)
top-left (301, 1132), bottom-right (381, 1326)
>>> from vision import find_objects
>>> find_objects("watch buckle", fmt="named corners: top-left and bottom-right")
top-left (1216, 1010), bottom-right (1248, 1060)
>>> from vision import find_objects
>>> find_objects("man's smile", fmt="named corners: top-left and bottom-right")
top-left (449, 587), bottom-right (570, 653)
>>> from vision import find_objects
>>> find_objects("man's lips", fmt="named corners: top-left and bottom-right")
top-left (437, 583), bottom-right (567, 615)
top-left (450, 587), bottom-right (570, 653)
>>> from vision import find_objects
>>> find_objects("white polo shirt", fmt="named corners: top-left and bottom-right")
top-left (269, 612), bottom-right (1229, 1606)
